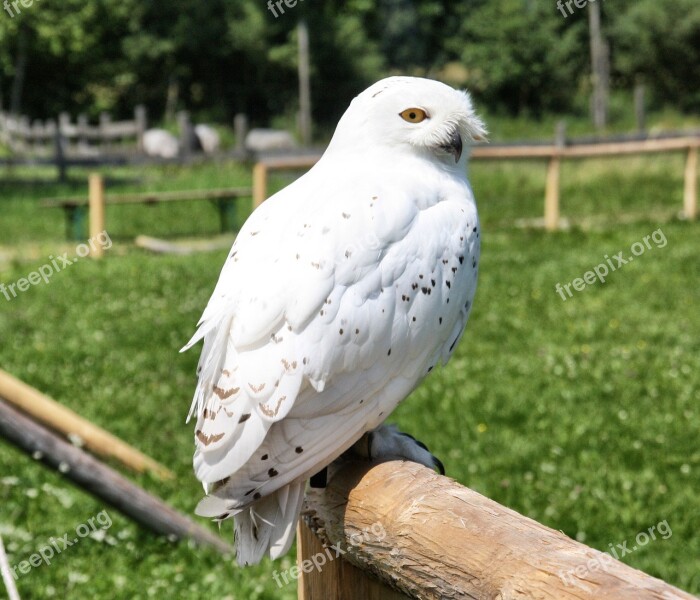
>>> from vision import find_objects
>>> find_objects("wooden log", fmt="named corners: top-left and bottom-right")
top-left (0, 368), bottom-right (174, 480)
top-left (301, 460), bottom-right (695, 600)
top-left (88, 173), bottom-right (105, 258)
top-left (684, 146), bottom-right (697, 220)
top-left (0, 399), bottom-right (231, 554)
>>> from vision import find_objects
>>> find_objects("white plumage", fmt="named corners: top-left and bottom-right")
top-left (182, 76), bottom-right (486, 565)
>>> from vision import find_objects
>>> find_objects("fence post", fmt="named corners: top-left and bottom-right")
top-left (683, 145), bottom-right (697, 220)
top-left (77, 113), bottom-right (88, 154)
top-left (234, 113), bottom-right (248, 155)
top-left (252, 162), bottom-right (268, 209)
top-left (297, 519), bottom-right (409, 600)
top-left (88, 173), bottom-right (106, 258)
top-left (544, 122), bottom-right (566, 231)
top-left (99, 112), bottom-right (112, 155)
top-left (54, 126), bottom-right (67, 183)
top-left (134, 105), bottom-right (147, 153)
top-left (178, 110), bottom-right (193, 160)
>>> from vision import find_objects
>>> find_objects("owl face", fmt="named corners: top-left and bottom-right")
top-left (329, 76), bottom-right (487, 166)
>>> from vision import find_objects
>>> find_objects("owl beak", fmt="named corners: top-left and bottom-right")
top-left (441, 129), bottom-right (463, 163)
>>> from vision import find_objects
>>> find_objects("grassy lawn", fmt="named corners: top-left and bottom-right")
top-left (0, 156), bottom-right (698, 598)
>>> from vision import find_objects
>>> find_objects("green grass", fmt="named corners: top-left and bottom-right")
top-left (0, 156), bottom-right (698, 598)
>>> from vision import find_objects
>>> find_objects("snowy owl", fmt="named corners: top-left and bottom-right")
top-left (182, 76), bottom-right (486, 565)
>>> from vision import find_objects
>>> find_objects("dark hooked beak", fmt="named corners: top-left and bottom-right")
top-left (440, 128), bottom-right (463, 163)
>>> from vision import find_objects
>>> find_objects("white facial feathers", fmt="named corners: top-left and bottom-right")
top-left (326, 76), bottom-right (487, 165)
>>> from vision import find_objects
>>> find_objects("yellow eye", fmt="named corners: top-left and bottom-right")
top-left (399, 108), bottom-right (428, 123)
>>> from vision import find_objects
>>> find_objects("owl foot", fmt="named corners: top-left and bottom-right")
top-left (350, 424), bottom-right (445, 475)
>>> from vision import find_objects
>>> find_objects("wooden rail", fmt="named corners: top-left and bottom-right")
top-left (0, 398), bottom-right (232, 554)
top-left (41, 174), bottom-right (252, 243)
top-left (252, 136), bottom-right (700, 229)
top-left (0, 368), bottom-right (173, 479)
top-left (299, 460), bottom-right (695, 600)
top-left (0, 106), bottom-right (147, 156)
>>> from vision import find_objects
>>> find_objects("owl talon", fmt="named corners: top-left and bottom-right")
top-left (350, 424), bottom-right (445, 475)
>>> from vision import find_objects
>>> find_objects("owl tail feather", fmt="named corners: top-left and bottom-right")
top-left (197, 481), bottom-right (306, 566)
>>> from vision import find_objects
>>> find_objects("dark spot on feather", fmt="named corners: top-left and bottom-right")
top-left (449, 336), bottom-right (459, 351)
top-left (421, 287), bottom-right (429, 294)
top-left (239, 413), bottom-right (251, 423)
top-left (355, 328), bottom-right (359, 334)
top-left (412, 283), bottom-right (418, 290)
top-left (342, 212), bottom-right (350, 219)
top-left (268, 468), bottom-right (278, 477)
top-left (419, 274), bottom-right (424, 279)
top-left (412, 316), bottom-right (416, 322)
top-left (253, 492), bottom-right (261, 500)
top-left (452, 267), bottom-right (457, 274)
top-left (459, 256), bottom-right (464, 264)
top-left (339, 328), bottom-right (344, 335)
top-left (446, 281), bottom-right (451, 288)
top-left (245, 488), bottom-right (255, 496)
top-left (431, 279), bottom-right (436, 287)
top-left (439, 317), bottom-right (442, 324)
top-left (387, 348), bottom-right (391, 356)
top-left (261, 454), bottom-right (268, 460)
top-left (295, 446), bottom-right (304, 453)
top-left (473, 227), bottom-right (477, 232)
top-left (428, 366), bottom-right (433, 373)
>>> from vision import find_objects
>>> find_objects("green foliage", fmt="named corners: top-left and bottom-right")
top-left (0, 0), bottom-right (696, 128)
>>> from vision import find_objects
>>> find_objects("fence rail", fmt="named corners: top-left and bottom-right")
top-left (252, 134), bottom-right (700, 230)
top-left (299, 460), bottom-right (695, 600)
top-left (0, 106), bottom-right (147, 157)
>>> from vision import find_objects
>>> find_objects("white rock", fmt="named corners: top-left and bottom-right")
top-left (193, 124), bottom-right (221, 154)
top-left (143, 128), bottom-right (179, 158)
top-left (245, 128), bottom-right (297, 152)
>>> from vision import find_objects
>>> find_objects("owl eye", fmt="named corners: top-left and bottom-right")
top-left (399, 108), bottom-right (428, 123)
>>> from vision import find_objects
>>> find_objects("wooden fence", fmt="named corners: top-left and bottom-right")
top-left (41, 173), bottom-right (251, 244)
top-left (0, 106), bottom-right (147, 157)
top-left (299, 460), bottom-right (695, 599)
top-left (252, 135), bottom-right (700, 230)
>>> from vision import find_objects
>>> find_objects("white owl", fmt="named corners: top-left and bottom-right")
top-left (182, 76), bottom-right (486, 565)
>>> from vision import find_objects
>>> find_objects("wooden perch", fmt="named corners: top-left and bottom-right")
top-left (0, 369), bottom-right (173, 479)
top-left (0, 398), bottom-right (231, 555)
top-left (299, 460), bottom-right (695, 600)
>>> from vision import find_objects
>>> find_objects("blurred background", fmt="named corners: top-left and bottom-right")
top-left (0, 1), bottom-right (698, 599)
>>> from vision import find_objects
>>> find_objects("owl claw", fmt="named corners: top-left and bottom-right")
top-left (350, 424), bottom-right (446, 475)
